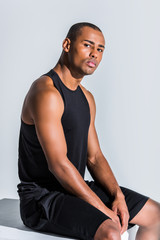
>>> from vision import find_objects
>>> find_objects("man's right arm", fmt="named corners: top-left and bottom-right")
top-left (29, 85), bottom-right (119, 223)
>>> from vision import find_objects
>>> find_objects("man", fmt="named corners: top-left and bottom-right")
top-left (17, 22), bottom-right (160, 240)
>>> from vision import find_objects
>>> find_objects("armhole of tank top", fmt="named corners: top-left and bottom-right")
top-left (42, 73), bottom-right (55, 88)
top-left (79, 86), bottom-right (91, 125)
top-left (79, 86), bottom-right (90, 109)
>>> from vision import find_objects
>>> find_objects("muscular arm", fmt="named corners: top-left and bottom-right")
top-left (86, 90), bottom-right (129, 233)
top-left (86, 91), bottom-right (121, 196)
top-left (27, 81), bottom-right (118, 221)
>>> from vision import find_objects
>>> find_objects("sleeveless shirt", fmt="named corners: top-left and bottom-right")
top-left (18, 69), bottom-right (91, 191)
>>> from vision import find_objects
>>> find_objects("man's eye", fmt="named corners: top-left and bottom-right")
top-left (84, 43), bottom-right (90, 47)
top-left (98, 48), bottom-right (103, 53)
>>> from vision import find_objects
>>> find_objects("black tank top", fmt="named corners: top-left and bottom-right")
top-left (18, 69), bottom-right (90, 191)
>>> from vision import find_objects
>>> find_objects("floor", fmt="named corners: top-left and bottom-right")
top-left (0, 198), bottom-right (131, 240)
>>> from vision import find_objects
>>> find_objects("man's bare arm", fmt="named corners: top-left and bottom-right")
top-left (86, 90), bottom-right (129, 234)
top-left (27, 82), bottom-right (120, 225)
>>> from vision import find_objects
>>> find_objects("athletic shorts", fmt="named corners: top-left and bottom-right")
top-left (17, 180), bottom-right (149, 240)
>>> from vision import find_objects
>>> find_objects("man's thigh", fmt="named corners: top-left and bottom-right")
top-left (20, 188), bottom-right (109, 240)
top-left (85, 180), bottom-right (149, 229)
top-left (129, 198), bottom-right (160, 227)
top-left (19, 181), bottom-right (149, 239)
top-left (51, 193), bottom-right (109, 240)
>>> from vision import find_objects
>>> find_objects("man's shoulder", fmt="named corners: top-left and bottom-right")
top-left (22, 75), bottom-right (64, 123)
top-left (28, 75), bottom-right (62, 102)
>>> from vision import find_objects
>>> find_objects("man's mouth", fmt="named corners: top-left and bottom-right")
top-left (86, 60), bottom-right (97, 68)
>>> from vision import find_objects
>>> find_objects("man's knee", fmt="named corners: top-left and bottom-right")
top-left (94, 219), bottom-right (121, 240)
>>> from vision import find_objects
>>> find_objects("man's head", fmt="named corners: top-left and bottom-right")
top-left (66, 22), bottom-right (102, 43)
top-left (61, 22), bottom-right (105, 77)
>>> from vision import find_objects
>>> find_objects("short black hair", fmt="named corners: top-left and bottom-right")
top-left (66, 22), bottom-right (102, 42)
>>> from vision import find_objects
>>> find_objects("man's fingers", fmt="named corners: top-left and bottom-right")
top-left (120, 212), bottom-right (129, 234)
top-left (121, 219), bottom-right (127, 234)
top-left (112, 215), bottom-right (121, 231)
top-left (112, 206), bottom-right (117, 214)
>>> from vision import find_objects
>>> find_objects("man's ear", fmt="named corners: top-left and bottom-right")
top-left (62, 38), bottom-right (71, 52)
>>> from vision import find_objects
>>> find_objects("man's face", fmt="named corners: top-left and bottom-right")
top-left (67, 26), bottom-right (105, 76)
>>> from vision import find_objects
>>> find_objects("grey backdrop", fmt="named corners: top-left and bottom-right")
top-left (0, 0), bottom-right (159, 205)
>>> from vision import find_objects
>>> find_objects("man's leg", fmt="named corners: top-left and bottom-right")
top-left (94, 198), bottom-right (160, 240)
top-left (129, 199), bottom-right (160, 240)
top-left (86, 181), bottom-right (159, 239)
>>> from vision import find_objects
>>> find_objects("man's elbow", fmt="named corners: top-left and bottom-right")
top-left (48, 156), bottom-right (69, 177)
top-left (87, 150), bottom-right (102, 167)
top-left (87, 157), bottom-right (96, 171)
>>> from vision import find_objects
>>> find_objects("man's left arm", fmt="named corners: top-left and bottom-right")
top-left (86, 90), bottom-right (129, 234)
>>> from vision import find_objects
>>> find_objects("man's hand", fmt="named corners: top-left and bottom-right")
top-left (112, 195), bottom-right (130, 234)
top-left (105, 208), bottom-right (122, 231)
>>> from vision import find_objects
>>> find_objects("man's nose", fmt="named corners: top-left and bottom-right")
top-left (89, 48), bottom-right (98, 58)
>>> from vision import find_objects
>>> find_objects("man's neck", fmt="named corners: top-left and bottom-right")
top-left (53, 62), bottom-right (83, 91)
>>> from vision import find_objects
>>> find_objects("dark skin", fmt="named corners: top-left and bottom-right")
top-left (21, 26), bottom-right (160, 238)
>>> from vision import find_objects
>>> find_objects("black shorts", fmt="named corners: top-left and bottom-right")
top-left (18, 180), bottom-right (149, 240)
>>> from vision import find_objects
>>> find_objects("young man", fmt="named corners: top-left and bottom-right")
top-left (17, 22), bottom-right (160, 240)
